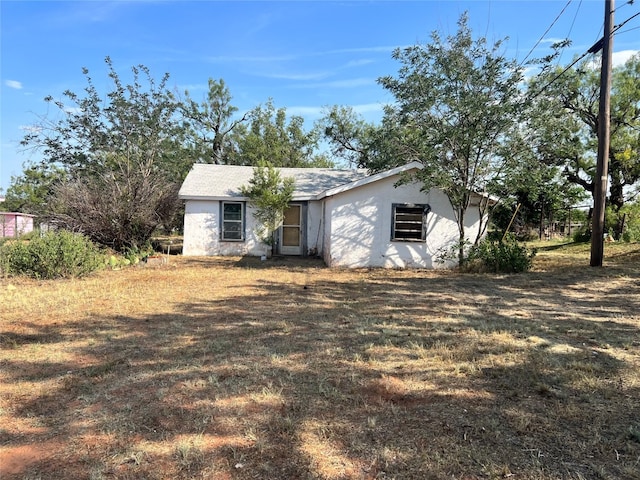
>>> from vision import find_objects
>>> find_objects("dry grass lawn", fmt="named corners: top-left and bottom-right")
top-left (1, 242), bottom-right (639, 479)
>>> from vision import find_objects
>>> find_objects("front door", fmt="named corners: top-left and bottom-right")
top-left (280, 205), bottom-right (302, 255)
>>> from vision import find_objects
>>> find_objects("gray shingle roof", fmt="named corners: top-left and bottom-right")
top-left (178, 164), bottom-right (371, 201)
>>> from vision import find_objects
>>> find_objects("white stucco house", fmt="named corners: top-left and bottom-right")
top-left (178, 162), bottom-right (491, 268)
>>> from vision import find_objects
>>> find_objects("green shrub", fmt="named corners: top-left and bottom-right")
top-left (0, 230), bottom-right (103, 279)
top-left (621, 227), bottom-right (640, 243)
top-left (572, 227), bottom-right (591, 243)
top-left (464, 235), bottom-right (536, 273)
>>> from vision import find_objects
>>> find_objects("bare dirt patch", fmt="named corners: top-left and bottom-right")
top-left (1, 243), bottom-right (639, 479)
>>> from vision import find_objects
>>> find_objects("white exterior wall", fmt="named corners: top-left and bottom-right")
top-left (182, 200), bottom-right (268, 256)
top-left (306, 200), bottom-right (324, 255)
top-left (322, 177), bottom-right (485, 269)
top-left (182, 177), bottom-right (488, 268)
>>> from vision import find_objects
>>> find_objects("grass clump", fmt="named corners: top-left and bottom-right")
top-left (0, 229), bottom-right (103, 279)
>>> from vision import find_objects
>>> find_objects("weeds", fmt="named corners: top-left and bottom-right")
top-left (0, 230), bottom-right (103, 279)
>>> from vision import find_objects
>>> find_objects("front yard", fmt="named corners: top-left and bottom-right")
top-left (1, 243), bottom-right (639, 479)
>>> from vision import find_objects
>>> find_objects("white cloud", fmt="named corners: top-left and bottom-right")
top-left (351, 103), bottom-right (387, 115)
top-left (292, 78), bottom-right (374, 90)
top-left (206, 54), bottom-right (297, 64)
top-left (287, 103), bottom-right (386, 121)
top-left (345, 59), bottom-right (375, 68)
top-left (260, 71), bottom-right (331, 82)
top-left (5, 80), bottom-right (23, 89)
top-left (612, 50), bottom-right (639, 67)
top-left (584, 50), bottom-right (639, 70)
top-left (540, 37), bottom-right (567, 45)
top-left (179, 83), bottom-right (209, 93)
top-left (19, 125), bottom-right (41, 134)
top-left (286, 106), bottom-right (324, 118)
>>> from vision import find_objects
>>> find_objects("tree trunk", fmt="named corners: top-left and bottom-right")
top-left (457, 208), bottom-right (466, 267)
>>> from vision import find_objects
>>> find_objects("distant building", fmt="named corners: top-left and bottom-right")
top-left (0, 212), bottom-right (35, 238)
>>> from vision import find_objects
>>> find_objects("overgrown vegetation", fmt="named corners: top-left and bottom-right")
top-left (464, 234), bottom-right (537, 273)
top-left (614, 198), bottom-right (640, 242)
top-left (1, 243), bottom-right (638, 479)
top-left (0, 230), bottom-right (103, 279)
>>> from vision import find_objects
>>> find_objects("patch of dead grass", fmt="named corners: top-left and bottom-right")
top-left (1, 244), bottom-right (639, 479)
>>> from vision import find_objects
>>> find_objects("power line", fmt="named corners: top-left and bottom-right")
top-left (613, 0), bottom-right (636, 12)
top-left (529, 50), bottom-right (595, 100)
top-left (616, 25), bottom-right (640, 34)
top-left (566, 0), bottom-right (583, 39)
top-left (588, 10), bottom-right (640, 53)
top-left (557, 0), bottom-right (583, 65)
top-left (520, 0), bottom-right (574, 66)
top-left (614, 10), bottom-right (640, 31)
top-left (529, 6), bottom-right (639, 100)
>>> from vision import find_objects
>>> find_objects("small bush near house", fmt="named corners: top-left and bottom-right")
top-left (0, 230), bottom-right (103, 279)
top-left (464, 235), bottom-right (536, 273)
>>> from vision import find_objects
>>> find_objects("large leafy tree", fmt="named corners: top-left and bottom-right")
top-left (2, 163), bottom-right (66, 218)
top-left (317, 105), bottom-right (412, 173)
top-left (491, 142), bottom-right (588, 239)
top-left (234, 100), bottom-right (332, 168)
top-left (181, 78), bottom-right (249, 165)
top-left (377, 13), bottom-right (525, 264)
top-left (316, 106), bottom-right (376, 168)
top-left (20, 57), bottom-right (189, 250)
top-left (527, 54), bottom-right (640, 236)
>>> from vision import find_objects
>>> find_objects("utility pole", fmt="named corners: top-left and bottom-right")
top-left (590, 0), bottom-right (614, 267)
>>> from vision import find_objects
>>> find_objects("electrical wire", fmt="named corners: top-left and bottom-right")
top-left (566, 0), bottom-right (583, 41)
top-left (613, 0), bottom-right (636, 13)
top-left (529, 50), bottom-right (595, 100)
top-left (532, 9), bottom-right (640, 99)
top-left (557, 0), bottom-right (583, 65)
top-left (616, 25), bottom-right (640, 34)
top-left (614, 10), bottom-right (640, 32)
top-left (520, 0), bottom-right (574, 66)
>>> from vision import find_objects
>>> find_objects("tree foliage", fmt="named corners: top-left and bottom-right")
top-left (491, 122), bottom-right (588, 238)
top-left (526, 53), bottom-right (640, 236)
top-left (20, 57), bottom-right (189, 250)
top-left (316, 106), bottom-right (377, 168)
top-left (181, 78), bottom-right (249, 165)
top-left (240, 160), bottom-right (295, 248)
top-left (377, 13), bottom-right (525, 264)
top-left (48, 157), bottom-right (180, 251)
top-left (235, 100), bottom-right (332, 168)
top-left (2, 163), bottom-right (66, 218)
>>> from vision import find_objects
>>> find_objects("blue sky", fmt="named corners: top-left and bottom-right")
top-left (1, 0), bottom-right (639, 193)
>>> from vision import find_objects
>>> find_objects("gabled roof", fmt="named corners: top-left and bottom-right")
top-left (318, 162), bottom-right (423, 199)
top-left (178, 162), bottom-right (424, 201)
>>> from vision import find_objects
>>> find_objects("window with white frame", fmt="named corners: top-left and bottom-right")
top-left (391, 203), bottom-right (430, 242)
top-left (221, 202), bottom-right (245, 241)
